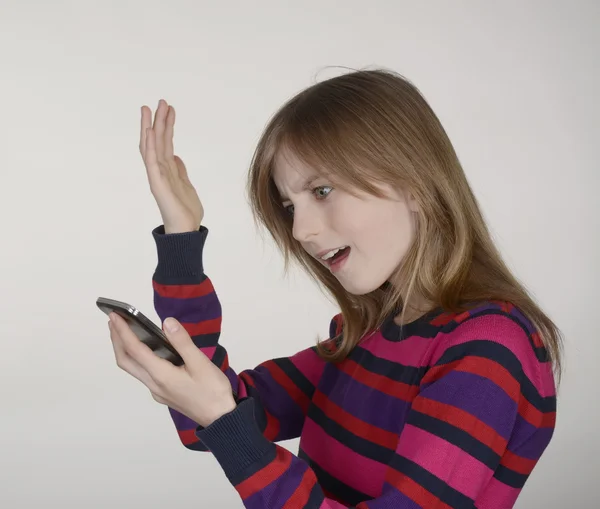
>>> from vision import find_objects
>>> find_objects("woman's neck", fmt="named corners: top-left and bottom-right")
top-left (393, 296), bottom-right (434, 325)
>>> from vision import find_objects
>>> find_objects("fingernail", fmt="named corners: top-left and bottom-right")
top-left (164, 318), bottom-right (179, 332)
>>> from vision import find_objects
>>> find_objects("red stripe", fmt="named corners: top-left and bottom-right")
top-left (454, 310), bottom-right (472, 324)
top-left (281, 467), bottom-right (315, 509)
top-left (530, 332), bottom-right (544, 348)
top-left (178, 429), bottom-right (199, 446)
top-left (338, 360), bottom-right (419, 402)
top-left (152, 278), bottom-right (214, 298)
top-left (239, 373), bottom-right (281, 441)
top-left (500, 450), bottom-right (537, 475)
top-left (430, 312), bottom-right (455, 326)
top-left (264, 415), bottom-right (281, 442)
top-left (412, 397), bottom-right (508, 456)
top-left (518, 398), bottom-right (556, 429)
top-left (385, 469), bottom-right (453, 509)
top-left (183, 317), bottom-right (221, 336)
top-left (240, 372), bottom-right (256, 391)
top-left (313, 390), bottom-right (399, 449)
top-left (423, 357), bottom-right (520, 402)
top-left (425, 357), bottom-right (554, 429)
top-left (262, 360), bottom-right (311, 413)
top-left (236, 447), bottom-right (291, 499)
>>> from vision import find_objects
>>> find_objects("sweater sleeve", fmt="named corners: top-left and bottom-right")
top-left (151, 225), bottom-right (334, 451)
top-left (194, 314), bottom-right (557, 508)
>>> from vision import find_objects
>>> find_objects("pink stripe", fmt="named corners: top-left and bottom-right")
top-left (236, 380), bottom-right (249, 399)
top-left (430, 314), bottom-right (546, 394)
top-left (360, 332), bottom-right (432, 367)
top-left (290, 347), bottom-right (327, 387)
top-left (301, 418), bottom-right (385, 497)
top-left (397, 425), bottom-right (492, 500)
top-left (474, 476), bottom-right (520, 508)
top-left (200, 345), bottom-right (217, 359)
top-left (320, 500), bottom-right (347, 509)
top-left (539, 362), bottom-right (556, 398)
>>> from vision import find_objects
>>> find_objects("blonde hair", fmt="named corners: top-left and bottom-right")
top-left (246, 68), bottom-right (563, 381)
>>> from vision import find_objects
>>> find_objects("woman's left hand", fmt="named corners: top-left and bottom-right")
top-left (107, 312), bottom-right (236, 428)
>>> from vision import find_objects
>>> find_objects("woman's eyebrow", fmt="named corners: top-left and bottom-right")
top-left (279, 175), bottom-right (320, 201)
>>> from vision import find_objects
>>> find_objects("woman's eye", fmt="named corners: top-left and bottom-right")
top-left (313, 186), bottom-right (333, 199)
top-left (282, 186), bottom-right (332, 216)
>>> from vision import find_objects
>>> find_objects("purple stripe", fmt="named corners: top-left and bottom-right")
top-left (421, 370), bottom-right (517, 439)
top-left (168, 407), bottom-right (198, 431)
top-left (224, 366), bottom-right (240, 394)
top-left (508, 414), bottom-right (555, 459)
top-left (153, 291), bottom-right (221, 323)
top-left (379, 484), bottom-right (424, 509)
top-left (243, 456), bottom-right (309, 508)
top-left (248, 366), bottom-right (305, 440)
top-left (507, 413), bottom-right (537, 452)
top-left (319, 366), bottom-right (411, 434)
top-left (509, 306), bottom-right (536, 335)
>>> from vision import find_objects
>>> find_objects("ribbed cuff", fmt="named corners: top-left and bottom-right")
top-left (151, 224), bottom-right (209, 281)
top-left (195, 398), bottom-right (275, 482)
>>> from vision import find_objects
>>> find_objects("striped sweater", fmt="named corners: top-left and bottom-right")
top-left (151, 225), bottom-right (557, 508)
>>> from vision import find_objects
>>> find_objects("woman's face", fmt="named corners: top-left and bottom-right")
top-left (273, 150), bottom-right (418, 295)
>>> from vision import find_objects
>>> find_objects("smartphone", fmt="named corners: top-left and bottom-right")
top-left (97, 297), bottom-right (184, 366)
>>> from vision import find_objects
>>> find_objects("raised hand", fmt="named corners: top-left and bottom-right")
top-left (139, 100), bottom-right (204, 234)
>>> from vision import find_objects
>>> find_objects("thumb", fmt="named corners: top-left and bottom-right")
top-left (163, 318), bottom-right (199, 365)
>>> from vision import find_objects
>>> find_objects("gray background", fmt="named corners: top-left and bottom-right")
top-left (1, 1), bottom-right (597, 507)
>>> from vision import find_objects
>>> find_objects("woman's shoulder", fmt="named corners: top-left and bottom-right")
top-left (430, 301), bottom-right (554, 389)
top-left (432, 300), bottom-right (536, 332)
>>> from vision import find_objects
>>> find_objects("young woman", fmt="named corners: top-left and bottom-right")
top-left (108, 69), bottom-right (561, 508)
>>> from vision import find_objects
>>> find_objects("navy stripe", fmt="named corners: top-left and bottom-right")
top-left (436, 340), bottom-right (555, 414)
top-left (348, 347), bottom-right (427, 384)
top-left (389, 455), bottom-right (475, 508)
top-left (408, 411), bottom-right (501, 470)
top-left (303, 482), bottom-right (326, 508)
top-left (298, 448), bottom-right (372, 506)
top-left (273, 357), bottom-right (316, 400)
top-left (209, 344), bottom-right (228, 371)
top-left (190, 331), bottom-right (221, 348)
top-left (494, 464), bottom-right (529, 489)
top-left (306, 405), bottom-right (395, 464)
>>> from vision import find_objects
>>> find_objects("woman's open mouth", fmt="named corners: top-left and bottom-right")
top-left (320, 246), bottom-right (351, 272)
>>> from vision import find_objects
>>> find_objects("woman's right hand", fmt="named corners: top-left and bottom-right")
top-left (139, 99), bottom-right (204, 234)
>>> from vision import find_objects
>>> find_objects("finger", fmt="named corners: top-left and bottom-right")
top-left (174, 155), bottom-right (191, 185)
top-left (163, 318), bottom-right (209, 373)
top-left (144, 127), bottom-right (163, 189)
top-left (164, 106), bottom-right (175, 160)
top-left (108, 321), bottom-right (160, 392)
top-left (151, 392), bottom-right (169, 405)
top-left (139, 106), bottom-right (151, 160)
top-left (144, 128), bottom-right (173, 196)
top-left (152, 99), bottom-right (167, 162)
